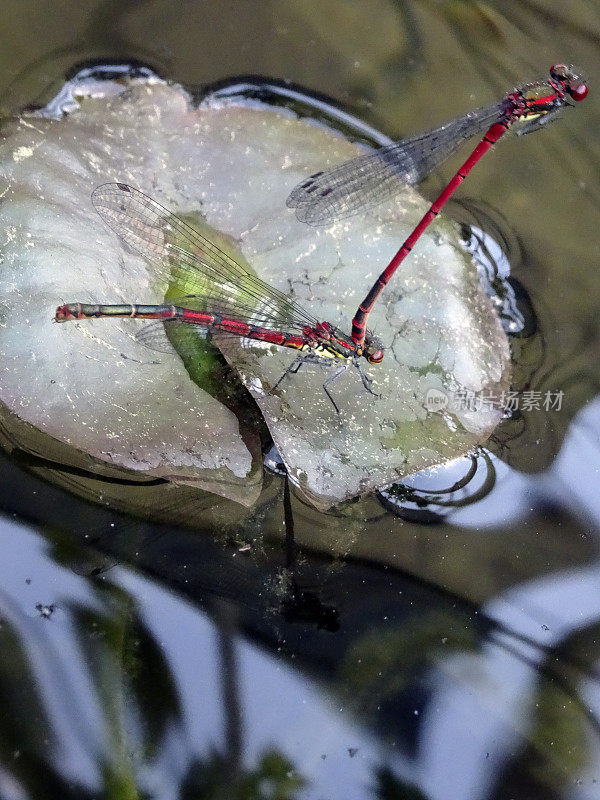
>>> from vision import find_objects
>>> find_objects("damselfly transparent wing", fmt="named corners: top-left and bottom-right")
top-left (287, 102), bottom-right (503, 226)
top-left (287, 150), bottom-right (416, 226)
top-left (133, 317), bottom-right (208, 354)
top-left (132, 315), bottom-right (302, 359)
top-left (131, 318), bottom-right (175, 353)
top-left (92, 183), bottom-right (319, 332)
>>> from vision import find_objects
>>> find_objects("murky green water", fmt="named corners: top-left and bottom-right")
top-left (1, 2), bottom-right (600, 798)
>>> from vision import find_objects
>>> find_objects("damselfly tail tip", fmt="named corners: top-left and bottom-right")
top-left (55, 304), bottom-right (77, 322)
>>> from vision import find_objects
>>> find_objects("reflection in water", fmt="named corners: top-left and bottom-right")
top-left (281, 476), bottom-right (340, 632)
top-left (461, 225), bottom-right (525, 335)
top-left (378, 449), bottom-right (496, 522)
top-left (0, 520), bottom-right (307, 799)
top-left (2, 510), bottom-right (600, 799)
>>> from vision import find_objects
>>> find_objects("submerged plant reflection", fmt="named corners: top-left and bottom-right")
top-left (0, 556), bottom-right (306, 800)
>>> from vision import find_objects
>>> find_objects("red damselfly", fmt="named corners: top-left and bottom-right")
top-left (56, 67), bottom-right (586, 411)
top-left (55, 183), bottom-right (384, 413)
top-left (288, 64), bottom-right (587, 226)
top-left (292, 64), bottom-right (586, 348)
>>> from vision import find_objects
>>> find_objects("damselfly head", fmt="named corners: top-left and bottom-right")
top-left (550, 64), bottom-right (588, 101)
top-left (364, 331), bottom-right (384, 364)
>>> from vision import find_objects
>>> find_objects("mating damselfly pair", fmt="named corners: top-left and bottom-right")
top-left (56, 65), bottom-right (587, 412)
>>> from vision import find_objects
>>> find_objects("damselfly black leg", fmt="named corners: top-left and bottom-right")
top-left (274, 353), bottom-right (379, 414)
top-left (353, 358), bottom-right (381, 399)
top-left (273, 353), bottom-right (348, 413)
top-left (322, 363), bottom-right (350, 414)
top-left (273, 352), bottom-right (321, 391)
top-left (516, 102), bottom-right (568, 135)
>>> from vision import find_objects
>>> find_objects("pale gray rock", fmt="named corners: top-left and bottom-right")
top-left (0, 76), bottom-right (510, 509)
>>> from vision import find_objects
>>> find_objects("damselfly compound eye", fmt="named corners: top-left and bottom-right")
top-left (550, 64), bottom-right (588, 101)
top-left (571, 82), bottom-right (588, 101)
top-left (550, 63), bottom-right (568, 77)
top-left (368, 349), bottom-right (384, 364)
